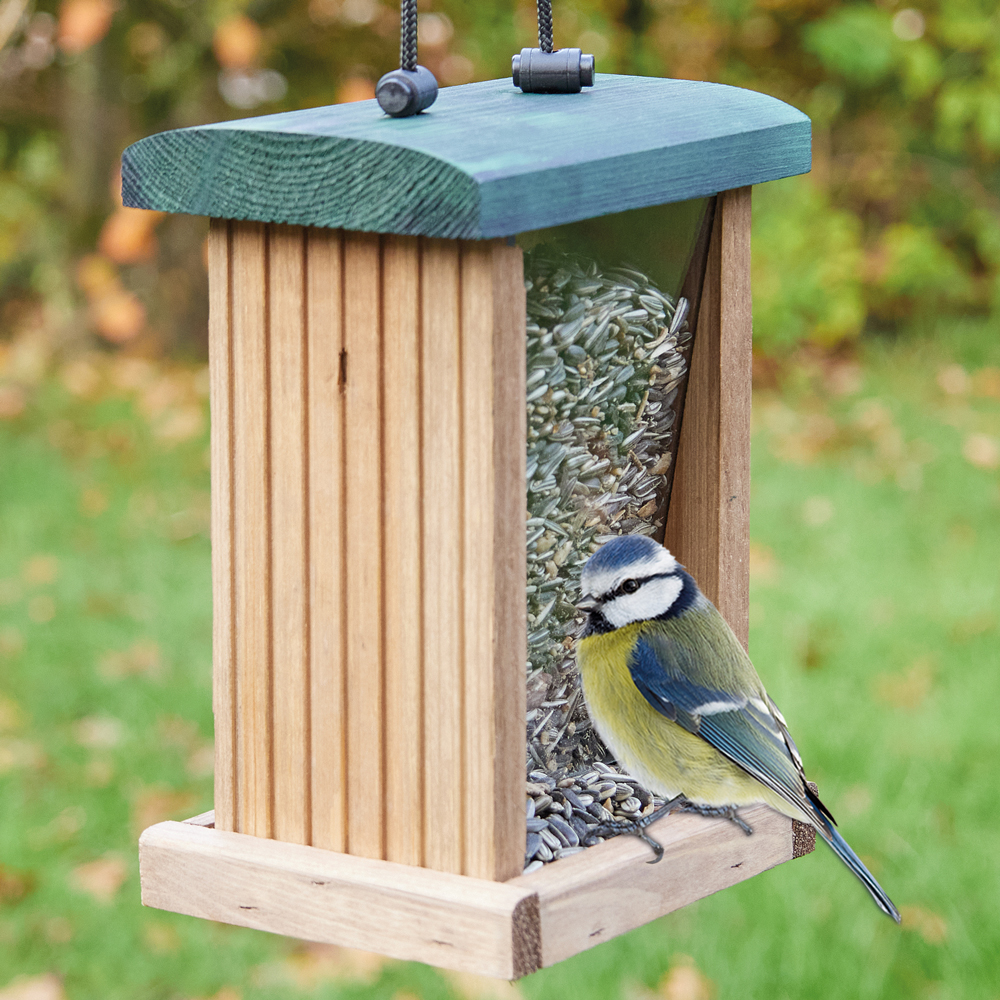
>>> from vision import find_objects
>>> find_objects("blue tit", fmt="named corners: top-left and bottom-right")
top-left (575, 533), bottom-right (900, 922)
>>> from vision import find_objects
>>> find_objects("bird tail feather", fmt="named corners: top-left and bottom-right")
top-left (812, 813), bottom-right (901, 923)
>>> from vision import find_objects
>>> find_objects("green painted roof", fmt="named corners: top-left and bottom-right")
top-left (122, 74), bottom-right (810, 239)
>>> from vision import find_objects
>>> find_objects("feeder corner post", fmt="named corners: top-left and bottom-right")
top-left (666, 185), bottom-right (753, 648)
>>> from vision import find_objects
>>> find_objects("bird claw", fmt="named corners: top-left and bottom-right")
top-left (678, 801), bottom-right (754, 836)
top-left (593, 794), bottom-right (685, 863)
top-left (637, 828), bottom-right (664, 863)
top-left (592, 797), bottom-right (753, 864)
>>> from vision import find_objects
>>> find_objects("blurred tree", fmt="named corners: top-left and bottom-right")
top-left (0, 0), bottom-right (998, 358)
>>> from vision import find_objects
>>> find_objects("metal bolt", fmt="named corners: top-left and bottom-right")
top-left (376, 65), bottom-right (438, 117)
top-left (512, 48), bottom-right (595, 93)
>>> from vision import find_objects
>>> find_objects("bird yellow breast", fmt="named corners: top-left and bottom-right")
top-left (577, 623), bottom-right (791, 812)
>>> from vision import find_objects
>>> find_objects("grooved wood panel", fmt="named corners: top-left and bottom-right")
top-left (664, 187), bottom-right (752, 647)
top-left (122, 76), bottom-right (810, 239)
top-left (210, 227), bottom-right (525, 879)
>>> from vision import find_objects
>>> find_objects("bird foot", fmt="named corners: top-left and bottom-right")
top-left (593, 794), bottom-right (686, 864)
top-left (677, 801), bottom-right (754, 836)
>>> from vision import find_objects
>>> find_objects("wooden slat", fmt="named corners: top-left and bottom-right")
top-left (231, 220), bottom-right (273, 837)
top-left (717, 187), bottom-right (753, 644)
top-left (489, 242), bottom-right (529, 882)
top-left (459, 242), bottom-right (495, 881)
top-left (208, 218), bottom-right (237, 833)
top-left (342, 231), bottom-right (384, 859)
top-left (664, 187), bottom-right (752, 647)
top-left (139, 820), bottom-right (541, 980)
top-left (510, 803), bottom-right (795, 969)
top-left (306, 228), bottom-right (347, 853)
top-left (269, 225), bottom-right (309, 845)
top-left (459, 241), bottom-right (526, 882)
top-left (420, 238), bottom-right (464, 874)
top-left (382, 235), bottom-right (424, 867)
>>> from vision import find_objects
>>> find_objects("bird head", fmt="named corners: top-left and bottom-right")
top-left (578, 534), bottom-right (693, 631)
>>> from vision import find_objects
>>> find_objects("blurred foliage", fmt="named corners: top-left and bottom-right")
top-left (1, 0), bottom-right (999, 358)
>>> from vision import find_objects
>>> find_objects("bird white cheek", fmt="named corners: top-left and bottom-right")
top-left (602, 575), bottom-right (683, 628)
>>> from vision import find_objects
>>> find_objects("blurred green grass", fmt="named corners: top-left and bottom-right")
top-left (1, 322), bottom-right (999, 1000)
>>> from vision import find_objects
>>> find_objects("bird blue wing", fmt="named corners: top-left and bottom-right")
top-left (627, 629), bottom-right (810, 811)
top-left (627, 620), bottom-right (893, 918)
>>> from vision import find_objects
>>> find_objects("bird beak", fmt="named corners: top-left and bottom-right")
top-left (576, 597), bottom-right (599, 613)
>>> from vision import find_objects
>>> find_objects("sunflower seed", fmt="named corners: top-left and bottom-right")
top-left (540, 827), bottom-right (562, 851)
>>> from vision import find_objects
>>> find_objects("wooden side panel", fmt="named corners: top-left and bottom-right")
top-left (231, 221), bottom-right (273, 838)
top-left (209, 219), bottom-right (237, 833)
top-left (342, 232), bottom-right (384, 859)
top-left (269, 225), bottom-right (309, 845)
top-left (664, 187), bottom-right (752, 647)
top-left (306, 229), bottom-right (347, 852)
top-left (382, 236), bottom-right (424, 868)
top-left (420, 239), bottom-right (464, 875)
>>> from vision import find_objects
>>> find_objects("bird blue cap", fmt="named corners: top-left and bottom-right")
top-left (581, 535), bottom-right (679, 600)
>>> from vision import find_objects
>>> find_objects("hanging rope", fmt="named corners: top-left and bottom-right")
top-left (537, 0), bottom-right (554, 53)
top-left (399, 0), bottom-right (418, 71)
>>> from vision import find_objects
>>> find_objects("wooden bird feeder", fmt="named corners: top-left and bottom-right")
top-left (124, 74), bottom-right (814, 979)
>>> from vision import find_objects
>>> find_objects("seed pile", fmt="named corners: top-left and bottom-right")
top-left (523, 762), bottom-right (667, 874)
top-left (522, 248), bottom-right (692, 869)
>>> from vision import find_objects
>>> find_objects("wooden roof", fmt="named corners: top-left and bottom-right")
top-left (122, 74), bottom-right (810, 238)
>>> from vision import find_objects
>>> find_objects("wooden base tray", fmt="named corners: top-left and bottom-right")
top-left (139, 806), bottom-right (814, 979)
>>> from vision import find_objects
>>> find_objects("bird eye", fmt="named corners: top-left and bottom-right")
top-left (622, 578), bottom-right (640, 594)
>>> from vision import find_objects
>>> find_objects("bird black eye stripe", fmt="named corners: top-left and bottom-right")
top-left (605, 571), bottom-right (672, 601)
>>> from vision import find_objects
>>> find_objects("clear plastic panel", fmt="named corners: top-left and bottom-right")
top-left (519, 198), bottom-right (711, 869)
